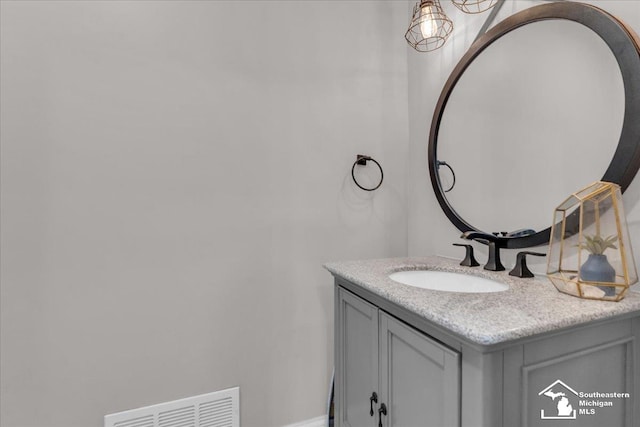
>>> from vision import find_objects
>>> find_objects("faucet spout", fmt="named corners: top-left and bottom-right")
top-left (461, 231), bottom-right (506, 271)
top-left (461, 231), bottom-right (500, 242)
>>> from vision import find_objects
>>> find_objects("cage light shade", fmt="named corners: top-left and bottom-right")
top-left (452, 0), bottom-right (499, 14)
top-left (405, 0), bottom-right (453, 52)
top-left (547, 181), bottom-right (638, 302)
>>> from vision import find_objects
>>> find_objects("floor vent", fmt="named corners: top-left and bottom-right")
top-left (105, 387), bottom-right (239, 427)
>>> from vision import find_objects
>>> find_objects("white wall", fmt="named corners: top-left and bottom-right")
top-left (0, 1), bottom-right (409, 426)
top-left (407, 0), bottom-right (640, 274)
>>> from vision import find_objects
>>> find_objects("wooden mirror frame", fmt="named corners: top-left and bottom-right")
top-left (428, 2), bottom-right (640, 249)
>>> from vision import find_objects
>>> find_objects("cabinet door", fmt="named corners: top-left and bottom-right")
top-left (506, 320), bottom-right (636, 427)
top-left (378, 312), bottom-right (460, 427)
top-left (336, 288), bottom-right (379, 427)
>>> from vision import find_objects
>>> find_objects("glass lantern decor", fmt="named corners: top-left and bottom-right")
top-left (547, 181), bottom-right (637, 301)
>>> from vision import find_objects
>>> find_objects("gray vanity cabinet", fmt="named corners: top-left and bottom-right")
top-left (336, 287), bottom-right (461, 427)
top-left (333, 271), bottom-right (640, 427)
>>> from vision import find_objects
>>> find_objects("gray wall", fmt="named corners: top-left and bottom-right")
top-left (0, 1), bottom-right (409, 426)
top-left (408, 0), bottom-right (640, 274)
top-left (5, 1), bottom-right (640, 426)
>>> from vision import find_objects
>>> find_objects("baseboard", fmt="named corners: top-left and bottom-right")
top-left (282, 415), bottom-right (326, 427)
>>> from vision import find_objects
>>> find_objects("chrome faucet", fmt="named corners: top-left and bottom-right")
top-left (461, 231), bottom-right (506, 271)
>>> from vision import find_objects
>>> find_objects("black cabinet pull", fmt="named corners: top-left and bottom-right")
top-left (369, 391), bottom-right (378, 416)
top-left (378, 403), bottom-right (387, 427)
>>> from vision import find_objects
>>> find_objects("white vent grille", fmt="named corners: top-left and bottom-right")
top-left (158, 406), bottom-right (195, 427)
top-left (199, 398), bottom-right (233, 427)
top-left (114, 415), bottom-right (155, 427)
top-left (105, 388), bottom-right (239, 427)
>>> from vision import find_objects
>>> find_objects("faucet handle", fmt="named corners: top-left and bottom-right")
top-left (452, 243), bottom-right (480, 267)
top-left (509, 251), bottom-right (546, 278)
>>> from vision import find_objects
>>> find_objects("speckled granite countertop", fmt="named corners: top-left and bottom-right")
top-left (324, 256), bottom-right (640, 346)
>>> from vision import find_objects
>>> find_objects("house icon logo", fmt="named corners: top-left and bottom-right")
top-left (538, 380), bottom-right (578, 420)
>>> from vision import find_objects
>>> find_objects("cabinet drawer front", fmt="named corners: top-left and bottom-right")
top-left (379, 312), bottom-right (460, 427)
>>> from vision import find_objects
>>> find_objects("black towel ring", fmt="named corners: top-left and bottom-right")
top-left (352, 154), bottom-right (383, 191)
top-left (437, 160), bottom-right (456, 193)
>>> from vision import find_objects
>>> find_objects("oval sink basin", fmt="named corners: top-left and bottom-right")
top-left (388, 270), bottom-right (509, 293)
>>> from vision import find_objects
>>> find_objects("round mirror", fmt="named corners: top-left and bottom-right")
top-left (439, 20), bottom-right (623, 235)
top-left (428, 2), bottom-right (640, 249)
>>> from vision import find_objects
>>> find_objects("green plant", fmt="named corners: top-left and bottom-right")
top-left (579, 234), bottom-right (618, 255)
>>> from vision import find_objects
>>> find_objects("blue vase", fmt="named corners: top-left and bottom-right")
top-left (579, 254), bottom-right (616, 296)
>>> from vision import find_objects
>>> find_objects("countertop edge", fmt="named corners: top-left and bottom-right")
top-left (326, 256), bottom-right (640, 348)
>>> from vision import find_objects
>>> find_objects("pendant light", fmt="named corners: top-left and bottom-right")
top-left (452, 0), bottom-right (499, 14)
top-left (405, 0), bottom-right (453, 52)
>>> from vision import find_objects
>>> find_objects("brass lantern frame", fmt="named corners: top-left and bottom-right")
top-left (452, 0), bottom-right (499, 14)
top-left (547, 181), bottom-right (638, 302)
top-left (405, 0), bottom-right (454, 52)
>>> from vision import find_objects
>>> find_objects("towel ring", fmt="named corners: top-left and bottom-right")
top-left (437, 160), bottom-right (456, 193)
top-left (352, 155), bottom-right (383, 191)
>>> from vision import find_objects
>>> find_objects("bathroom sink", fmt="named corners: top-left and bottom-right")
top-left (388, 270), bottom-right (509, 293)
